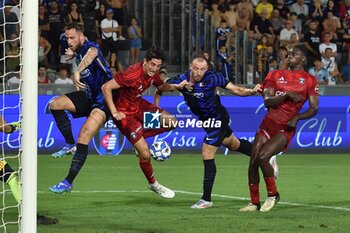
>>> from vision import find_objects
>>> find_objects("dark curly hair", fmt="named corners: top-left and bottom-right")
top-left (145, 46), bottom-right (165, 62)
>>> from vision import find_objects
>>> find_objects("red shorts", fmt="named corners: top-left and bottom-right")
top-left (114, 98), bottom-right (163, 144)
top-left (256, 117), bottom-right (295, 152)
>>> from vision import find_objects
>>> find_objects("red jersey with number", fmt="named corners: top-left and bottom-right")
top-left (113, 62), bottom-right (164, 114)
top-left (262, 69), bottom-right (319, 125)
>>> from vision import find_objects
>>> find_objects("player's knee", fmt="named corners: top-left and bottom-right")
top-left (49, 98), bottom-right (60, 110)
top-left (91, 109), bottom-right (106, 122)
top-left (249, 155), bottom-right (259, 166)
top-left (138, 150), bottom-right (151, 161)
top-left (258, 150), bottom-right (271, 164)
top-left (228, 141), bottom-right (240, 151)
top-left (202, 149), bottom-right (215, 160)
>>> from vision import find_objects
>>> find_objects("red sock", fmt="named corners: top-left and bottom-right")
top-left (139, 159), bottom-right (156, 184)
top-left (249, 183), bottom-right (260, 205)
top-left (264, 176), bottom-right (278, 197)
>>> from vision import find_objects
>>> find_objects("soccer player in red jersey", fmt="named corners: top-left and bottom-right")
top-left (240, 44), bottom-right (319, 212)
top-left (102, 47), bottom-right (189, 198)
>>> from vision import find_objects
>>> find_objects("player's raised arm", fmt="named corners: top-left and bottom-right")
top-left (101, 79), bottom-right (125, 120)
top-left (225, 82), bottom-right (261, 96)
top-left (156, 80), bottom-right (191, 92)
top-left (154, 75), bottom-right (192, 106)
top-left (73, 47), bottom-right (98, 89)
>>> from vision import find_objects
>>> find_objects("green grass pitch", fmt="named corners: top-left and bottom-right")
top-left (2, 153), bottom-right (350, 233)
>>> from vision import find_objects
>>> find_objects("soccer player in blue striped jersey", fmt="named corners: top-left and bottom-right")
top-left (49, 23), bottom-right (113, 193)
top-left (155, 56), bottom-right (273, 209)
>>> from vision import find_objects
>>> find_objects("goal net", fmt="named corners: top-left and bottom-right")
top-left (1, 1), bottom-right (37, 232)
top-left (0, 1), bottom-right (22, 232)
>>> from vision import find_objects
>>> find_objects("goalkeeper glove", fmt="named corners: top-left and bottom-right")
top-left (9, 121), bottom-right (21, 133)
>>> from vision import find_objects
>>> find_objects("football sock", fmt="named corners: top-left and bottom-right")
top-left (51, 109), bottom-right (75, 145)
top-left (0, 162), bottom-right (14, 183)
top-left (7, 172), bottom-right (20, 203)
top-left (236, 139), bottom-right (252, 157)
top-left (249, 183), bottom-right (260, 205)
top-left (143, 128), bottom-right (171, 139)
top-left (139, 159), bottom-right (156, 184)
top-left (65, 143), bottom-right (88, 184)
top-left (264, 176), bottom-right (278, 197)
top-left (201, 159), bottom-right (216, 202)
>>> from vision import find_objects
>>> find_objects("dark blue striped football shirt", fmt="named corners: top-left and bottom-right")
top-left (167, 70), bottom-right (229, 119)
top-left (75, 40), bottom-right (112, 108)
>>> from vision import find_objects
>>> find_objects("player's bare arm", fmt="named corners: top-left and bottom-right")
top-left (225, 82), bottom-right (261, 96)
top-left (263, 88), bottom-right (302, 108)
top-left (73, 47), bottom-right (98, 89)
top-left (154, 80), bottom-right (191, 106)
top-left (287, 95), bottom-right (319, 128)
top-left (101, 79), bottom-right (126, 120)
top-left (156, 80), bottom-right (191, 91)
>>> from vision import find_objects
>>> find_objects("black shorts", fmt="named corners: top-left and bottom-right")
top-left (202, 107), bottom-right (232, 147)
top-left (65, 91), bottom-right (111, 119)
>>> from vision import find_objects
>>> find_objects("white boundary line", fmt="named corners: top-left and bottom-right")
top-left (38, 189), bottom-right (350, 212)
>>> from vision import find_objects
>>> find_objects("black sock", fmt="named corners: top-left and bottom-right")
top-left (0, 164), bottom-right (14, 183)
top-left (201, 159), bottom-right (216, 202)
top-left (236, 139), bottom-right (252, 157)
top-left (65, 143), bottom-right (88, 184)
top-left (51, 109), bottom-right (75, 145)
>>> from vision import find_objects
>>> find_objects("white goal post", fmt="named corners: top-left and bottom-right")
top-left (21, 0), bottom-right (38, 232)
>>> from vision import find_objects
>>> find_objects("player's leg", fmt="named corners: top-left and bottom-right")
top-left (0, 160), bottom-right (20, 203)
top-left (116, 113), bottom-right (175, 198)
top-left (239, 134), bottom-right (266, 212)
top-left (191, 143), bottom-right (218, 209)
top-left (49, 108), bottom-right (106, 193)
top-left (257, 134), bottom-right (286, 212)
top-left (49, 93), bottom-right (78, 158)
top-left (142, 111), bottom-right (176, 138)
top-left (133, 138), bottom-right (175, 198)
top-left (222, 134), bottom-right (279, 178)
top-left (140, 99), bottom-right (177, 138)
top-left (221, 134), bottom-right (252, 156)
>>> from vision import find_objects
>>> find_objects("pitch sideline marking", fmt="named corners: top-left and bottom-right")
top-left (38, 189), bottom-right (350, 212)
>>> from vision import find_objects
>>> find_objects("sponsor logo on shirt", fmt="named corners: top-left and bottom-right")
top-left (275, 90), bottom-right (286, 96)
top-left (276, 76), bottom-right (287, 84)
top-left (80, 69), bottom-right (92, 79)
top-left (193, 92), bottom-right (204, 98)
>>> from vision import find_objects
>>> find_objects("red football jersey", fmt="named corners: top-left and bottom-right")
top-left (262, 69), bottom-right (319, 125)
top-left (113, 62), bottom-right (164, 114)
